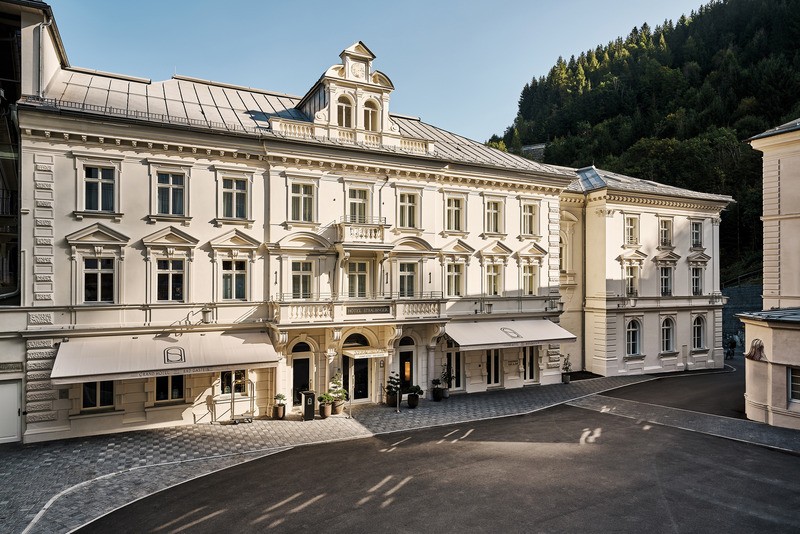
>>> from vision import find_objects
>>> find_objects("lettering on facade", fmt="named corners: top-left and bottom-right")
top-left (346, 306), bottom-right (391, 315)
top-left (137, 367), bottom-right (212, 378)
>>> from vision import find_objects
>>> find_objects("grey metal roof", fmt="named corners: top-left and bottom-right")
top-left (567, 166), bottom-right (733, 204)
top-left (738, 308), bottom-right (800, 323)
top-left (749, 117), bottom-right (800, 142)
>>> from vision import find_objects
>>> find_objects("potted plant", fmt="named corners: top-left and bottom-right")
top-left (318, 392), bottom-right (334, 418)
top-left (272, 393), bottom-right (286, 420)
top-left (562, 355), bottom-right (572, 384)
top-left (431, 378), bottom-right (444, 401)
top-left (406, 385), bottom-right (423, 408)
top-left (329, 372), bottom-right (347, 415)
top-left (385, 371), bottom-right (401, 407)
top-left (440, 364), bottom-right (453, 399)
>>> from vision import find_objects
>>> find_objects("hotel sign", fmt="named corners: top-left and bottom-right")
top-left (346, 306), bottom-right (391, 315)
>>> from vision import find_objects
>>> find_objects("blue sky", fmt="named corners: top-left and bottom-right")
top-left (46, 0), bottom-right (705, 143)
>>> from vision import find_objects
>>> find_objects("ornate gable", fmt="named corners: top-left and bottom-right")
top-left (270, 232), bottom-right (332, 254)
top-left (142, 226), bottom-right (199, 259)
top-left (66, 223), bottom-right (129, 247)
top-left (514, 242), bottom-right (548, 265)
top-left (391, 236), bottom-right (437, 256)
top-left (439, 239), bottom-right (475, 264)
top-left (653, 250), bottom-right (682, 265)
top-left (209, 229), bottom-right (261, 251)
top-left (617, 249), bottom-right (648, 266)
top-left (480, 241), bottom-right (513, 264)
top-left (687, 251), bottom-right (711, 265)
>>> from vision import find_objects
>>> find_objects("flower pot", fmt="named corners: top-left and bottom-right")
top-left (319, 403), bottom-right (332, 419)
top-left (407, 393), bottom-right (420, 409)
top-left (272, 404), bottom-right (285, 420)
top-left (432, 388), bottom-right (444, 401)
top-left (562, 373), bottom-right (571, 384)
top-left (442, 388), bottom-right (450, 399)
top-left (386, 392), bottom-right (398, 407)
top-left (333, 400), bottom-right (345, 415)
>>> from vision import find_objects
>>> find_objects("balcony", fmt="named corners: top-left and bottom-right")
top-left (334, 216), bottom-right (389, 245)
top-left (269, 292), bottom-right (445, 325)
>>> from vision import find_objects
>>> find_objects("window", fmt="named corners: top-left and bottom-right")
top-left (626, 319), bottom-right (641, 356)
top-left (290, 183), bottom-right (314, 223)
top-left (559, 236), bottom-right (566, 272)
top-left (661, 318), bottom-right (675, 353)
top-left (222, 178), bottom-right (248, 219)
top-left (660, 266), bottom-right (673, 297)
top-left (691, 221), bottom-right (703, 248)
top-left (625, 216), bottom-right (639, 246)
top-left (157, 173), bottom-right (185, 216)
top-left (85, 166), bottom-right (115, 212)
top-left (691, 267), bottom-right (703, 296)
top-left (155, 375), bottom-right (184, 402)
top-left (485, 201), bottom-right (502, 233)
top-left (486, 349), bottom-right (501, 386)
top-left (789, 368), bottom-right (800, 401)
top-left (523, 264), bottom-right (537, 296)
top-left (349, 188), bottom-right (368, 223)
top-left (398, 193), bottom-right (418, 228)
top-left (82, 380), bottom-right (114, 409)
top-left (625, 265), bottom-right (639, 297)
top-left (292, 261), bottom-right (312, 299)
top-left (445, 197), bottom-right (463, 232)
top-left (522, 346), bottom-right (537, 381)
top-left (659, 219), bottom-right (672, 247)
top-left (486, 264), bottom-right (502, 296)
top-left (222, 260), bottom-right (247, 300)
top-left (364, 100), bottom-right (379, 131)
top-left (692, 316), bottom-right (705, 350)
top-left (521, 203), bottom-right (537, 235)
top-left (445, 340), bottom-right (462, 389)
top-left (399, 263), bottom-right (416, 297)
top-left (348, 261), bottom-right (368, 298)
top-left (220, 370), bottom-right (247, 395)
top-left (84, 258), bottom-right (114, 303)
top-left (446, 263), bottom-right (463, 297)
top-left (337, 96), bottom-right (353, 128)
top-left (157, 259), bottom-right (184, 301)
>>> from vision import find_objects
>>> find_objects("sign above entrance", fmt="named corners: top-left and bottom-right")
top-left (342, 348), bottom-right (388, 359)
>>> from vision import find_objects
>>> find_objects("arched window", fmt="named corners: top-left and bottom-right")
top-left (399, 336), bottom-right (415, 346)
top-left (343, 333), bottom-right (370, 348)
top-left (292, 342), bottom-right (311, 353)
top-left (692, 316), bottom-right (705, 350)
top-left (661, 318), bottom-right (674, 353)
top-left (364, 100), bottom-right (380, 131)
top-left (337, 96), bottom-right (353, 128)
top-left (626, 319), bottom-right (641, 356)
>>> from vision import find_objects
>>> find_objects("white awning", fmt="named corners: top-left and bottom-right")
top-left (50, 330), bottom-right (281, 385)
top-left (341, 348), bottom-right (388, 359)
top-left (445, 319), bottom-right (576, 351)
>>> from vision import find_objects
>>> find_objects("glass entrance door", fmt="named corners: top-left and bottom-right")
top-left (399, 351), bottom-right (413, 392)
top-left (343, 357), bottom-right (370, 400)
top-left (292, 357), bottom-right (310, 405)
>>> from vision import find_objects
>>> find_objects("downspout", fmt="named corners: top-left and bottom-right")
top-left (38, 16), bottom-right (53, 98)
top-left (581, 202), bottom-right (588, 372)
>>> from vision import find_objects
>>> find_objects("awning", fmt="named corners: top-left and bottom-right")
top-left (341, 348), bottom-right (388, 359)
top-left (50, 330), bottom-right (281, 385)
top-left (445, 319), bottom-right (576, 351)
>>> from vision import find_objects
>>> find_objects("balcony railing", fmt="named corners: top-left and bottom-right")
top-left (335, 216), bottom-right (388, 244)
top-left (269, 292), bottom-right (445, 324)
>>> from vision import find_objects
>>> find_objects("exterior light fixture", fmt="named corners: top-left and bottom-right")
top-left (200, 306), bottom-right (213, 324)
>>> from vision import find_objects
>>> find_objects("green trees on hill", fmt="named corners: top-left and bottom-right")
top-left (494, 0), bottom-right (800, 282)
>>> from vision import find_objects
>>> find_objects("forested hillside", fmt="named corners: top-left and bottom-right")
top-left (492, 0), bottom-right (800, 283)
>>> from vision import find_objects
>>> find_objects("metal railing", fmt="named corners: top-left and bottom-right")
top-left (337, 215), bottom-right (387, 225)
top-left (275, 291), bottom-right (444, 302)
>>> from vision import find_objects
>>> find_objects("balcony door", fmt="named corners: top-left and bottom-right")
top-left (349, 189), bottom-right (368, 223)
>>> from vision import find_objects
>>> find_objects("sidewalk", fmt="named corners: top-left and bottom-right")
top-left (1, 370), bottom-right (797, 534)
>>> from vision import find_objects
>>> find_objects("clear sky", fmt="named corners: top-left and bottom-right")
top-left (46, 0), bottom-right (705, 143)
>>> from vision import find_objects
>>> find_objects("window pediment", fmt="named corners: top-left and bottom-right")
top-left (142, 227), bottom-right (199, 259)
top-left (271, 232), bottom-right (332, 253)
top-left (209, 229), bottom-right (261, 251)
top-left (66, 223), bottom-right (130, 247)
top-left (653, 250), bottom-right (682, 265)
top-left (617, 249), bottom-right (648, 265)
top-left (688, 251), bottom-right (711, 265)
top-left (514, 242), bottom-right (548, 264)
top-left (391, 236), bottom-right (437, 255)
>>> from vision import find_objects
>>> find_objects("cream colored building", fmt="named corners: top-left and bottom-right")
top-left (740, 118), bottom-right (800, 430)
top-left (0, 0), bottom-right (731, 443)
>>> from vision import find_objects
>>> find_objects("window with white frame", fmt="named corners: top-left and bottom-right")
top-left (82, 380), bottom-right (114, 410)
top-left (521, 203), bottom-right (537, 236)
top-left (485, 200), bottom-right (503, 234)
top-left (364, 100), bottom-right (380, 131)
top-left (692, 316), bottom-right (706, 350)
top-left (337, 96), bottom-right (353, 128)
top-left (84, 257), bottom-right (115, 303)
top-left (85, 166), bottom-right (116, 212)
top-left (485, 263), bottom-right (502, 296)
top-left (626, 319), bottom-right (641, 356)
top-left (157, 259), bottom-right (184, 302)
top-left (624, 215), bottom-right (639, 246)
top-left (348, 188), bottom-right (369, 223)
top-left (399, 262), bottom-right (416, 297)
top-left (155, 375), bottom-right (184, 402)
top-left (445, 197), bottom-right (464, 232)
top-left (691, 221), bottom-right (703, 248)
top-left (659, 219), bottom-right (673, 247)
top-left (398, 193), bottom-right (418, 229)
top-left (691, 266), bottom-right (704, 296)
top-left (157, 173), bottom-right (185, 216)
top-left (660, 266), bottom-right (673, 296)
top-left (625, 265), bottom-right (640, 297)
top-left (348, 261), bottom-right (368, 298)
top-left (222, 260), bottom-right (247, 300)
top-left (291, 261), bottom-right (313, 299)
top-left (522, 346), bottom-right (537, 381)
top-left (446, 263), bottom-right (463, 297)
top-left (222, 177), bottom-right (248, 219)
top-left (522, 264), bottom-right (537, 296)
top-left (661, 317), bottom-right (675, 353)
top-left (789, 368), bottom-right (800, 401)
top-left (220, 370), bottom-right (247, 395)
top-left (290, 183), bottom-right (315, 223)
top-left (559, 236), bottom-right (566, 272)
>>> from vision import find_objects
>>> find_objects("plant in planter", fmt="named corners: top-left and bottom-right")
top-left (318, 392), bottom-right (334, 418)
top-left (272, 393), bottom-right (286, 420)
top-left (384, 371), bottom-right (401, 407)
top-left (440, 364), bottom-right (453, 399)
top-left (329, 372), bottom-right (347, 414)
top-left (431, 378), bottom-right (444, 401)
top-left (562, 355), bottom-right (572, 384)
top-left (406, 385), bottom-right (423, 409)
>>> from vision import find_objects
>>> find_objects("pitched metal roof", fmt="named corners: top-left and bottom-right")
top-left (738, 308), bottom-right (800, 324)
top-left (748, 117), bottom-right (800, 142)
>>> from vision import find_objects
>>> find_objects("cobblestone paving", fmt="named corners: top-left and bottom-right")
top-left (0, 374), bottom-right (654, 534)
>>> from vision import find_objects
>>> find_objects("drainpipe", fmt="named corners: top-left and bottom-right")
top-left (38, 16), bottom-right (53, 98)
top-left (581, 205), bottom-right (587, 372)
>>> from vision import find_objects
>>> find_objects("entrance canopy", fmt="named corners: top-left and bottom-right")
top-left (341, 348), bottom-right (388, 359)
top-left (445, 319), bottom-right (576, 351)
top-left (50, 330), bottom-right (280, 385)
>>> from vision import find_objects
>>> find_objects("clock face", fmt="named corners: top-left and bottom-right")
top-left (351, 63), bottom-right (366, 79)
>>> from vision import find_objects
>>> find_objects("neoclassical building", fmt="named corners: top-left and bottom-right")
top-left (0, 0), bottom-right (731, 443)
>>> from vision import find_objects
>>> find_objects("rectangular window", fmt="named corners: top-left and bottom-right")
top-left (84, 167), bottom-right (115, 212)
top-left (348, 261), bottom-right (368, 298)
top-left (486, 264), bottom-right (502, 296)
top-left (691, 267), bottom-right (703, 296)
top-left (660, 266), bottom-right (673, 296)
top-left (625, 216), bottom-right (639, 246)
top-left (625, 265), bottom-right (639, 297)
top-left (399, 262), bottom-right (416, 297)
top-left (521, 204), bottom-right (536, 235)
top-left (222, 260), bottom-right (247, 300)
top-left (659, 219), bottom-right (672, 247)
top-left (446, 197), bottom-right (463, 232)
top-left (523, 265), bottom-right (537, 296)
top-left (84, 258), bottom-right (114, 303)
top-left (157, 259), bottom-right (184, 302)
top-left (290, 183), bottom-right (314, 222)
top-left (220, 370), bottom-right (247, 395)
top-left (155, 375), bottom-right (184, 402)
top-left (157, 173), bottom-right (185, 216)
top-left (790, 368), bottom-right (800, 401)
top-left (398, 193), bottom-right (418, 228)
top-left (486, 349), bottom-right (501, 386)
top-left (446, 263), bottom-right (463, 297)
top-left (222, 178), bottom-right (248, 219)
top-left (485, 201), bottom-right (501, 233)
top-left (691, 221), bottom-right (703, 248)
top-left (349, 189), bottom-right (368, 223)
top-left (292, 261), bottom-right (313, 299)
top-left (82, 380), bottom-right (114, 409)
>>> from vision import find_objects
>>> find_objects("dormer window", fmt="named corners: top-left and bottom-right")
top-left (364, 100), bottom-right (380, 132)
top-left (337, 96), bottom-right (353, 128)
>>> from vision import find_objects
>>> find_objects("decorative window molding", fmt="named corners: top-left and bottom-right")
top-left (209, 229), bottom-right (260, 303)
top-left (690, 219), bottom-right (705, 249)
top-left (442, 191), bottom-right (468, 237)
top-left (343, 177), bottom-right (376, 223)
top-left (395, 184), bottom-right (423, 233)
top-left (660, 316), bottom-right (676, 354)
top-left (212, 165), bottom-right (257, 228)
top-left (66, 223), bottom-right (130, 306)
top-left (480, 241), bottom-right (512, 297)
top-left (515, 242), bottom-right (547, 296)
top-left (518, 197), bottom-right (541, 239)
top-left (617, 249), bottom-right (647, 297)
top-left (71, 151), bottom-right (125, 222)
top-left (146, 158), bottom-right (192, 225)
top-left (691, 314), bottom-right (707, 351)
top-left (142, 226), bottom-right (199, 304)
top-left (658, 217), bottom-right (674, 249)
top-left (439, 239), bottom-right (474, 298)
top-left (623, 213), bottom-right (640, 248)
top-left (625, 317), bottom-right (643, 357)
top-left (284, 170), bottom-right (321, 228)
top-left (481, 193), bottom-right (506, 238)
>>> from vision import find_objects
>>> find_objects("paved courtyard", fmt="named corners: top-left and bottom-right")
top-left (1, 363), bottom-right (798, 534)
